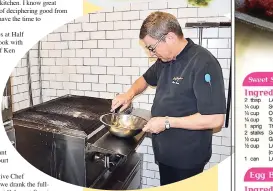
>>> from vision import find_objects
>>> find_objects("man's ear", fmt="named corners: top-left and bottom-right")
top-left (165, 32), bottom-right (177, 44)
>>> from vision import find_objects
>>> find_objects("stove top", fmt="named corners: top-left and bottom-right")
top-left (13, 110), bottom-right (102, 136)
top-left (33, 95), bottom-right (112, 120)
top-left (13, 95), bottom-right (112, 137)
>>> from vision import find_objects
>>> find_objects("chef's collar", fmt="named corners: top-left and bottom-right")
top-left (156, 38), bottom-right (194, 64)
top-left (173, 38), bottom-right (194, 61)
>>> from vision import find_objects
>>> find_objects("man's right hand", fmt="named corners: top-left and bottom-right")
top-left (111, 76), bottom-right (148, 112)
top-left (111, 93), bottom-right (133, 113)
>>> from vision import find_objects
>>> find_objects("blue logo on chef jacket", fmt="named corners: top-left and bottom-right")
top-left (172, 77), bottom-right (183, 84)
top-left (205, 74), bottom-right (211, 86)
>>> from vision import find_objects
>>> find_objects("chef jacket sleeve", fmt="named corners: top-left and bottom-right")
top-left (193, 53), bottom-right (227, 115)
top-left (142, 61), bottom-right (160, 86)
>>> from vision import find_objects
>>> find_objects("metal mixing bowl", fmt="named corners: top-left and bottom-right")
top-left (100, 113), bottom-right (147, 138)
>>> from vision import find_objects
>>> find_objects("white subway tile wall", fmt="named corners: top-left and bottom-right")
top-left (11, 0), bottom-right (231, 188)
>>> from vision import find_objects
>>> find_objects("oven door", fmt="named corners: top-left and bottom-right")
top-left (14, 124), bottom-right (86, 187)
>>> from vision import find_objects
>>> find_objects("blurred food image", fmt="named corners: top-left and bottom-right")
top-left (188, 0), bottom-right (212, 7)
top-left (244, 0), bottom-right (273, 18)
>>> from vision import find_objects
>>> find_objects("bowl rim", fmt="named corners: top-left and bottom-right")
top-left (99, 113), bottom-right (147, 130)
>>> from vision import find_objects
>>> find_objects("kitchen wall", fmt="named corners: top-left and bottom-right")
top-left (10, 0), bottom-right (232, 188)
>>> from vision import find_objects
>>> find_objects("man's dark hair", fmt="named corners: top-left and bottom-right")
top-left (139, 11), bottom-right (183, 40)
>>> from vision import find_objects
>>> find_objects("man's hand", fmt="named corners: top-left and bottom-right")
top-left (111, 93), bottom-right (133, 112)
top-left (111, 76), bottom-right (148, 112)
top-left (142, 117), bottom-right (165, 134)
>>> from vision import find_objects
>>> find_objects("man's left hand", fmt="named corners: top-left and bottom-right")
top-left (142, 117), bottom-right (165, 134)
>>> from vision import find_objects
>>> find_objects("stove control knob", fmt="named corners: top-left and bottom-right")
top-left (105, 156), bottom-right (110, 168)
top-left (94, 155), bottom-right (100, 160)
top-left (93, 152), bottom-right (104, 160)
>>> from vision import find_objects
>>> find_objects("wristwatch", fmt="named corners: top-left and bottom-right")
top-left (165, 116), bottom-right (170, 129)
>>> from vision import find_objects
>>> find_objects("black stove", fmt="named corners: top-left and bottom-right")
top-left (12, 95), bottom-right (150, 190)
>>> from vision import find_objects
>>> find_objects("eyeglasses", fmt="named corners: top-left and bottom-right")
top-left (146, 35), bottom-right (166, 53)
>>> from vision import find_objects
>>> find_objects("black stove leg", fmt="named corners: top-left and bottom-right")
top-left (199, 28), bottom-right (203, 46)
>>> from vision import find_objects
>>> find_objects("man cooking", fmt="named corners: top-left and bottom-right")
top-left (111, 11), bottom-right (227, 186)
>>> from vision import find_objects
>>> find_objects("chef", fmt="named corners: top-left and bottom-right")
top-left (111, 11), bottom-right (227, 186)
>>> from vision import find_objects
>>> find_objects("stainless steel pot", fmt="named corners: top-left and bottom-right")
top-left (100, 113), bottom-right (147, 138)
